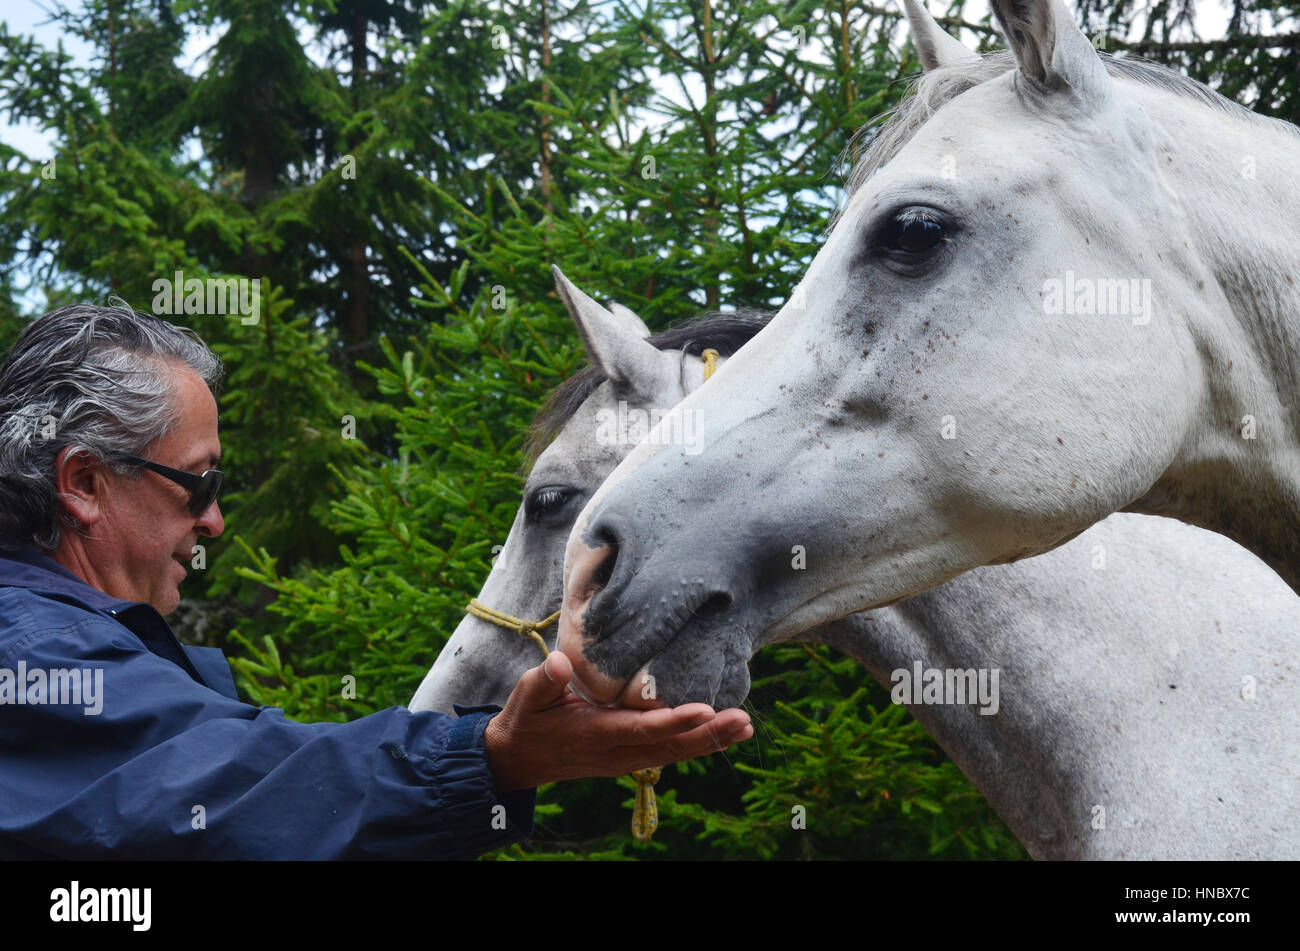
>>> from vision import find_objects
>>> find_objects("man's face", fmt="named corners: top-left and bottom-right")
top-left (82, 364), bottom-right (224, 614)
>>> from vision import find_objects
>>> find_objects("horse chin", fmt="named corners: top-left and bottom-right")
top-left (564, 668), bottom-right (622, 707)
top-left (559, 655), bottom-right (666, 710)
top-left (564, 645), bottom-right (750, 711)
top-left (557, 622), bottom-right (628, 708)
top-left (614, 665), bottom-right (664, 710)
top-left (558, 578), bottom-right (754, 710)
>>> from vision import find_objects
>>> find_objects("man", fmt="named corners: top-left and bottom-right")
top-left (0, 304), bottom-right (751, 859)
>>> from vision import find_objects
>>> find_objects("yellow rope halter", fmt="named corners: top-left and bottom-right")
top-left (466, 349), bottom-right (722, 843)
top-left (701, 348), bottom-right (719, 381)
top-left (465, 598), bottom-right (559, 657)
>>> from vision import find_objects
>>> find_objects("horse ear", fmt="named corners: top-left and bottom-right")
top-left (989, 0), bottom-right (1111, 110)
top-left (903, 0), bottom-right (979, 71)
top-left (607, 302), bottom-right (653, 340)
top-left (552, 266), bottom-right (679, 399)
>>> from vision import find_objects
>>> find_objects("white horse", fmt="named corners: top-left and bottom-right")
top-left (413, 269), bottom-right (1300, 858)
top-left (556, 0), bottom-right (1299, 718)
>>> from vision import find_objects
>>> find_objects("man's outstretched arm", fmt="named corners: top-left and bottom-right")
top-left (0, 593), bottom-right (750, 859)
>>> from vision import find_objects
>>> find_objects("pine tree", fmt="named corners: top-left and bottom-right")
top-left (1075, 0), bottom-right (1300, 122)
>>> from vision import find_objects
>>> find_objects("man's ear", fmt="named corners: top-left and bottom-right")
top-left (55, 446), bottom-right (106, 529)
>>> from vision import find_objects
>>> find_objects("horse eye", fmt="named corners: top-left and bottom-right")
top-left (882, 216), bottom-right (945, 255)
top-left (525, 485), bottom-right (574, 523)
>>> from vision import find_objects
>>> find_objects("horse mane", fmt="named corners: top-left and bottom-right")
top-left (524, 309), bottom-right (772, 468)
top-left (836, 49), bottom-right (1299, 229)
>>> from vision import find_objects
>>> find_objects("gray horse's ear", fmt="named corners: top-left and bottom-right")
top-left (989, 0), bottom-right (1111, 110)
top-left (607, 302), bottom-right (653, 340)
top-left (552, 266), bottom-right (680, 399)
top-left (903, 0), bottom-right (979, 70)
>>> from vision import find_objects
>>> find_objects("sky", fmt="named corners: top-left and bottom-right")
top-left (1, 0), bottom-right (225, 158)
top-left (2, 1), bottom-right (89, 158)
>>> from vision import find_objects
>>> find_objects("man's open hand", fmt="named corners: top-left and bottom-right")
top-left (483, 652), bottom-right (753, 794)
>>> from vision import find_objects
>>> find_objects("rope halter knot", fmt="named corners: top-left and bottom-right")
top-left (465, 598), bottom-right (559, 656)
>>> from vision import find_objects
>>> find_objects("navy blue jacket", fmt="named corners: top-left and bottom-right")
top-left (0, 547), bottom-right (534, 859)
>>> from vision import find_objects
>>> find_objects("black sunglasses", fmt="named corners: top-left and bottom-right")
top-left (119, 455), bottom-right (224, 517)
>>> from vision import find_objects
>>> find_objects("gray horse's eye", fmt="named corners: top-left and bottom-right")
top-left (890, 217), bottom-right (944, 253)
top-left (525, 485), bottom-right (577, 524)
top-left (871, 208), bottom-right (953, 266)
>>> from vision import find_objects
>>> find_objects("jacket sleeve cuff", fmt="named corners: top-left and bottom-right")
top-left (426, 708), bottom-right (535, 858)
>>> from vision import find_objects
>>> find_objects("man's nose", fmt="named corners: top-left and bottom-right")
top-left (197, 501), bottom-right (224, 537)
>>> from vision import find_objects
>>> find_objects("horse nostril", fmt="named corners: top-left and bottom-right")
top-left (592, 546), bottom-right (617, 589)
top-left (696, 593), bottom-right (731, 617)
top-left (590, 520), bottom-right (619, 550)
top-left (581, 520), bottom-right (620, 596)
top-left (577, 544), bottom-right (618, 603)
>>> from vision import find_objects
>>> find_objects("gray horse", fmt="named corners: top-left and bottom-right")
top-left (412, 270), bottom-right (1300, 859)
top-left (557, 0), bottom-right (1300, 720)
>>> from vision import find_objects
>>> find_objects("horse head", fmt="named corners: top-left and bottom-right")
top-left (409, 272), bottom-right (759, 712)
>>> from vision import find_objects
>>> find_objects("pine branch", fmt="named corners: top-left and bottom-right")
top-left (1116, 32), bottom-right (1300, 55)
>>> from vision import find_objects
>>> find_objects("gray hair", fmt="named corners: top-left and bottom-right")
top-left (0, 302), bottom-right (223, 552)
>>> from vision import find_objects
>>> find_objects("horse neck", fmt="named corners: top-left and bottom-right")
top-left (813, 605), bottom-right (1077, 856)
top-left (1137, 98), bottom-right (1300, 591)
